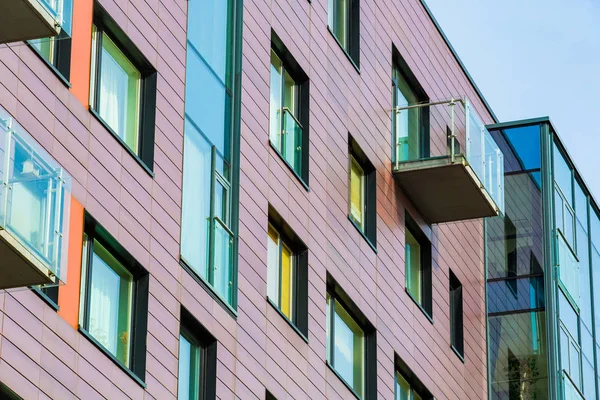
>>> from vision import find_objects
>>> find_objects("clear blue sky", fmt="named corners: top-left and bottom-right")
top-left (424, 0), bottom-right (600, 200)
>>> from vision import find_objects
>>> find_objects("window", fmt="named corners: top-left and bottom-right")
top-left (89, 2), bottom-right (157, 172)
top-left (265, 391), bottom-right (277, 400)
top-left (267, 207), bottom-right (308, 338)
top-left (326, 275), bottom-right (376, 399)
top-left (28, 0), bottom-right (73, 82)
top-left (505, 217), bottom-right (518, 296)
top-left (180, 0), bottom-right (241, 311)
top-left (391, 48), bottom-right (428, 165)
top-left (0, 383), bottom-right (21, 400)
top-left (449, 270), bottom-right (464, 358)
top-left (178, 308), bottom-right (217, 400)
top-left (405, 213), bottom-right (432, 318)
top-left (348, 137), bottom-right (376, 248)
top-left (328, 0), bottom-right (360, 67)
top-left (79, 214), bottom-right (149, 381)
top-left (269, 32), bottom-right (310, 185)
top-left (394, 356), bottom-right (432, 400)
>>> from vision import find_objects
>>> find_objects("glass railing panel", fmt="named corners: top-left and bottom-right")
top-left (0, 105), bottom-right (71, 284)
top-left (563, 370), bottom-right (585, 400)
top-left (36, 0), bottom-right (72, 35)
top-left (465, 99), bottom-right (505, 213)
top-left (212, 217), bottom-right (234, 305)
top-left (282, 108), bottom-right (303, 176)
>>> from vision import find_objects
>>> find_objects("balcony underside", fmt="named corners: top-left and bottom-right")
top-left (0, 0), bottom-right (60, 44)
top-left (393, 155), bottom-right (500, 224)
top-left (0, 229), bottom-right (55, 290)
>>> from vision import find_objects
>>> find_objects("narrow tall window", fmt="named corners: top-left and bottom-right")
top-left (449, 270), bottom-right (464, 358)
top-left (328, 0), bottom-right (360, 67)
top-left (392, 66), bottom-right (420, 162)
top-left (326, 276), bottom-right (377, 399)
top-left (181, 0), bottom-right (240, 310)
top-left (79, 215), bottom-right (149, 380)
top-left (268, 224), bottom-right (295, 320)
top-left (349, 156), bottom-right (365, 230)
top-left (327, 293), bottom-right (365, 397)
top-left (405, 213), bottom-right (432, 318)
top-left (267, 208), bottom-right (309, 337)
top-left (348, 137), bottom-right (376, 248)
top-left (178, 308), bottom-right (217, 400)
top-left (89, 2), bottom-right (157, 171)
top-left (269, 44), bottom-right (309, 182)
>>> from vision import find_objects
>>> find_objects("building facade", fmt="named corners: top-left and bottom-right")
top-left (0, 0), bottom-right (502, 399)
top-left (486, 118), bottom-right (600, 400)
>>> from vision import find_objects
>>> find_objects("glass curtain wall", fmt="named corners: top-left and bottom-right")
top-left (487, 123), bottom-right (549, 400)
top-left (181, 0), bottom-right (240, 307)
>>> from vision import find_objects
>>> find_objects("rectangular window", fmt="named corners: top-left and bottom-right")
top-left (405, 213), bottom-right (432, 318)
top-left (348, 136), bottom-right (376, 248)
top-left (269, 36), bottom-right (310, 185)
top-left (326, 275), bottom-right (376, 399)
top-left (328, 0), bottom-right (360, 67)
top-left (267, 207), bottom-right (308, 337)
top-left (79, 215), bottom-right (149, 381)
top-left (181, 0), bottom-right (241, 311)
top-left (391, 49), bottom-right (429, 165)
top-left (349, 156), bottom-right (365, 230)
top-left (449, 270), bottom-right (464, 358)
top-left (28, 0), bottom-right (73, 81)
top-left (394, 356), bottom-right (432, 400)
top-left (178, 308), bottom-right (217, 400)
top-left (89, 2), bottom-right (157, 171)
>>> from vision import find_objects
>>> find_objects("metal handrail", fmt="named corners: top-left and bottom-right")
top-left (282, 107), bottom-right (303, 130)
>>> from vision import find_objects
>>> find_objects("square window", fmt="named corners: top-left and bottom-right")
top-left (79, 214), bottom-right (149, 381)
top-left (267, 207), bottom-right (309, 338)
top-left (89, 2), bottom-right (157, 172)
top-left (449, 270), bottom-right (464, 358)
top-left (177, 308), bottom-right (217, 400)
top-left (348, 136), bottom-right (376, 248)
top-left (328, 0), bottom-right (360, 67)
top-left (269, 32), bottom-right (310, 186)
top-left (326, 275), bottom-right (376, 399)
top-left (405, 213), bottom-right (432, 318)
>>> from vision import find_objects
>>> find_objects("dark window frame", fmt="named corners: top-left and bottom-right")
top-left (395, 354), bottom-right (434, 400)
top-left (449, 269), bottom-right (464, 359)
top-left (326, 273), bottom-right (377, 400)
top-left (267, 205), bottom-right (309, 339)
top-left (505, 216), bottom-right (518, 297)
top-left (328, 0), bottom-right (360, 69)
top-left (405, 212), bottom-right (432, 319)
top-left (179, 307), bottom-right (217, 400)
top-left (79, 212), bottom-right (149, 385)
top-left (391, 46), bottom-right (430, 161)
top-left (348, 135), bottom-right (377, 250)
top-left (89, 1), bottom-right (157, 174)
top-left (270, 30), bottom-right (310, 188)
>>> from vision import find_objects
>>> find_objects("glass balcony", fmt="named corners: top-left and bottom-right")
top-left (0, 0), bottom-right (71, 44)
top-left (0, 105), bottom-right (71, 289)
top-left (563, 370), bottom-right (584, 400)
top-left (392, 97), bottom-right (504, 224)
top-left (281, 108), bottom-right (303, 176)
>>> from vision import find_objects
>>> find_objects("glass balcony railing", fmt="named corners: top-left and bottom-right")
top-left (281, 108), bottom-right (303, 176)
top-left (563, 370), bottom-right (584, 400)
top-left (0, 105), bottom-right (71, 286)
top-left (212, 216), bottom-right (234, 304)
top-left (392, 97), bottom-right (505, 221)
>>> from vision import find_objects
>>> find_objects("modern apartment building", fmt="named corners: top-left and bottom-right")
top-left (0, 0), bottom-right (505, 399)
top-left (486, 118), bottom-right (600, 400)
